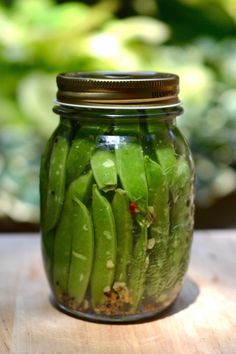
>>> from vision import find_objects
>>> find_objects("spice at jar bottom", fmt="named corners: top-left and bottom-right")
top-left (40, 71), bottom-right (194, 323)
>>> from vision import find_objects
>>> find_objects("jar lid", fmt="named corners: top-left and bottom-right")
top-left (56, 71), bottom-right (180, 108)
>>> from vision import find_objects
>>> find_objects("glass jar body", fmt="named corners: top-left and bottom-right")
top-left (40, 106), bottom-right (194, 323)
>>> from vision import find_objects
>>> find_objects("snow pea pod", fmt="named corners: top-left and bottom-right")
top-left (53, 190), bottom-right (74, 300)
top-left (40, 127), bottom-right (59, 282)
top-left (41, 228), bottom-right (55, 289)
top-left (114, 120), bottom-right (148, 213)
top-left (91, 185), bottom-right (117, 309)
top-left (148, 122), bottom-right (177, 187)
top-left (128, 225), bottom-right (148, 311)
top-left (112, 189), bottom-right (133, 283)
top-left (115, 140), bottom-right (148, 215)
top-left (144, 156), bottom-right (169, 299)
top-left (172, 125), bottom-right (195, 241)
top-left (66, 125), bottom-right (102, 185)
top-left (91, 150), bottom-right (117, 192)
top-left (40, 127), bottom-right (59, 223)
top-left (165, 156), bottom-right (193, 290)
top-left (53, 177), bottom-right (94, 302)
top-left (69, 169), bottom-right (93, 204)
top-left (44, 123), bottom-right (70, 232)
top-left (113, 120), bottom-right (141, 135)
top-left (67, 197), bottom-right (94, 307)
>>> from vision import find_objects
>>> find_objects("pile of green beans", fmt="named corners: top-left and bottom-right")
top-left (40, 115), bottom-right (194, 316)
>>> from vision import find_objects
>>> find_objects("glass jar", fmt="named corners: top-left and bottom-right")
top-left (40, 71), bottom-right (194, 323)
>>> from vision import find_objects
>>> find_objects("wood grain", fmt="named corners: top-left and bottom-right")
top-left (0, 231), bottom-right (236, 354)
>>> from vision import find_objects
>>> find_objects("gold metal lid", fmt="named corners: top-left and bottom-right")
top-left (56, 71), bottom-right (180, 108)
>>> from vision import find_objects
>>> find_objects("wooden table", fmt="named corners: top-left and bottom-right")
top-left (1, 231), bottom-right (236, 354)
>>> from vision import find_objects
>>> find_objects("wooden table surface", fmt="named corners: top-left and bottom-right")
top-left (0, 231), bottom-right (236, 354)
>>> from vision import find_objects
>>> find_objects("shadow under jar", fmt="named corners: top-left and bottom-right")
top-left (40, 71), bottom-right (194, 323)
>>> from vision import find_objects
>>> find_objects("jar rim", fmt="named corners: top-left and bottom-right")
top-left (56, 71), bottom-right (180, 108)
top-left (54, 100), bottom-right (182, 110)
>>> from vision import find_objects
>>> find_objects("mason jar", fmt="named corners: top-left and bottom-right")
top-left (40, 71), bottom-right (194, 323)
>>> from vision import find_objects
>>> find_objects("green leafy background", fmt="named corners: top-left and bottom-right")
top-left (0, 0), bottom-right (235, 227)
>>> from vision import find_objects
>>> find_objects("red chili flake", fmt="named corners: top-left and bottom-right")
top-left (129, 202), bottom-right (138, 217)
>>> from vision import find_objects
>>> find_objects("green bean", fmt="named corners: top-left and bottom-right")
top-left (67, 197), bottom-right (94, 307)
top-left (44, 124), bottom-right (70, 232)
top-left (144, 156), bottom-right (169, 299)
top-left (66, 125), bottom-right (102, 185)
top-left (112, 189), bottom-right (133, 283)
top-left (90, 185), bottom-right (117, 309)
top-left (115, 140), bottom-right (148, 215)
top-left (91, 150), bottom-right (117, 192)
top-left (128, 225), bottom-right (148, 311)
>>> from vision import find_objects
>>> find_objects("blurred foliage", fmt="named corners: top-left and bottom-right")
top-left (0, 0), bottom-right (236, 223)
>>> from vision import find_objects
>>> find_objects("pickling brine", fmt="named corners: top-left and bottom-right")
top-left (40, 71), bottom-right (194, 322)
